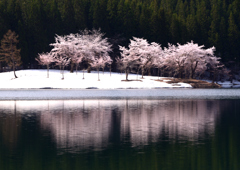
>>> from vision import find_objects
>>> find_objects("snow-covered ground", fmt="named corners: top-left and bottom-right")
top-left (0, 69), bottom-right (192, 89)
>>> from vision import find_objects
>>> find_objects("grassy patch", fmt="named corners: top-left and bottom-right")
top-left (121, 79), bottom-right (143, 82)
top-left (156, 78), bottom-right (221, 88)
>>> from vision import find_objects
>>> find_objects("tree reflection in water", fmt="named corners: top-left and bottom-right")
top-left (0, 100), bottom-right (221, 152)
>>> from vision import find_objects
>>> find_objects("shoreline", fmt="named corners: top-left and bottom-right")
top-left (0, 89), bottom-right (240, 100)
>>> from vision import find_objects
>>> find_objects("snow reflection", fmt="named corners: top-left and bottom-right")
top-left (0, 99), bottom-right (221, 151)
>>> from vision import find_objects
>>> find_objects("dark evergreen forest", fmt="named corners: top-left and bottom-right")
top-left (0, 0), bottom-right (239, 69)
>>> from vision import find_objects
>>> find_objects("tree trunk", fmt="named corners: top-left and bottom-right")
top-left (212, 69), bottom-right (216, 84)
top-left (13, 64), bottom-right (18, 78)
top-left (11, 39), bottom-right (17, 78)
top-left (125, 67), bottom-right (129, 80)
top-left (184, 67), bottom-right (187, 79)
top-left (137, 68), bottom-right (140, 79)
top-left (190, 61), bottom-right (198, 79)
top-left (169, 69), bottom-right (173, 77)
top-left (110, 65), bottom-right (111, 76)
top-left (62, 68), bottom-right (64, 80)
top-left (141, 67), bottom-right (144, 78)
top-left (98, 67), bottom-right (100, 81)
top-left (76, 64), bottom-right (79, 75)
top-left (70, 61), bottom-right (74, 73)
top-left (87, 66), bottom-right (91, 73)
top-left (47, 64), bottom-right (49, 78)
top-left (178, 67), bottom-right (182, 78)
top-left (59, 66), bottom-right (64, 80)
top-left (189, 68), bottom-right (192, 79)
top-left (148, 68), bottom-right (151, 76)
top-left (161, 68), bottom-right (164, 77)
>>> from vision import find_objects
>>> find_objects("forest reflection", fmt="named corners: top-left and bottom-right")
top-left (0, 99), bottom-right (221, 152)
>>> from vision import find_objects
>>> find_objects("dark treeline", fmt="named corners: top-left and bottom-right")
top-left (0, 0), bottom-right (239, 69)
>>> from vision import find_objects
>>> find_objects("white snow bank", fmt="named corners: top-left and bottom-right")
top-left (0, 69), bottom-right (192, 89)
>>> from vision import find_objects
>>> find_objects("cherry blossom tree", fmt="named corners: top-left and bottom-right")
top-left (47, 29), bottom-right (112, 80)
top-left (68, 36), bottom-right (87, 77)
top-left (116, 57), bottom-right (124, 74)
top-left (56, 34), bottom-right (77, 73)
top-left (158, 44), bottom-right (178, 77)
top-left (105, 55), bottom-right (113, 76)
top-left (119, 46), bottom-right (140, 80)
top-left (176, 41), bottom-right (217, 79)
top-left (140, 42), bottom-right (162, 78)
top-left (50, 33), bottom-right (85, 74)
top-left (133, 38), bottom-right (151, 78)
top-left (72, 29), bottom-right (112, 77)
top-left (100, 54), bottom-right (112, 75)
top-left (71, 53), bottom-right (84, 74)
top-left (79, 29), bottom-right (112, 79)
top-left (151, 43), bottom-right (165, 79)
top-left (66, 33), bottom-right (92, 78)
top-left (50, 35), bottom-right (71, 80)
top-left (158, 41), bottom-right (219, 79)
top-left (167, 43), bottom-right (185, 78)
top-left (89, 53), bottom-right (112, 81)
top-left (90, 55), bottom-right (104, 81)
top-left (205, 52), bottom-right (222, 83)
top-left (119, 38), bottom-right (163, 80)
top-left (119, 37), bottom-right (147, 80)
top-left (53, 54), bottom-right (71, 80)
top-left (66, 33), bottom-right (89, 74)
top-left (35, 52), bottom-right (55, 78)
top-left (44, 31), bottom-right (224, 83)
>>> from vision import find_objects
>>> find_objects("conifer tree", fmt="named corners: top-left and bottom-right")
top-left (208, 4), bottom-right (220, 47)
top-left (186, 14), bottom-right (197, 41)
top-left (49, 0), bottom-right (62, 34)
top-left (219, 17), bottom-right (227, 57)
top-left (107, 0), bottom-right (119, 33)
top-left (196, 0), bottom-right (210, 44)
top-left (170, 13), bottom-right (180, 43)
top-left (60, 0), bottom-right (75, 34)
top-left (228, 12), bottom-right (240, 59)
top-left (73, 0), bottom-right (87, 30)
top-left (92, 0), bottom-right (109, 33)
top-left (0, 30), bottom-right (21, 78)
top-left (139, 4), bottom-right (150, 38)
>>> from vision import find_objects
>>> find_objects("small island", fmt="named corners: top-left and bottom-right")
top-left (2, 29), bottom-right (239, 89)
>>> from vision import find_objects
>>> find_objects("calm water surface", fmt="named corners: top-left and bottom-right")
top-left (0, 99), bottom-right (240, 170)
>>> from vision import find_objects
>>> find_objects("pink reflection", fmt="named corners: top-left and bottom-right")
top-left (121, 100), bottom-right (219, 146)
top-left (0, 99), bottom-right (220, 151)
top-left (40, 100), bottom-right (112, 152)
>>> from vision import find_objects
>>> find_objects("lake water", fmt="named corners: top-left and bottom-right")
top-left (0, 92), bottom-right (240, 169)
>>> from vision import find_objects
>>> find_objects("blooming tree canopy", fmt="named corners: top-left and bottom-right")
top-left (36, 29), bottom-right (224, 82)
top-left (35, 52), bottom-right (55, 78)
top-left (175, 41), bottom-right (218, 78)
top-left (48, 29), bottom-right (112, 79)
top-left (119, 37), bottom-right (147, 80)
top-left (50, 35), bottom-right (71, 79)
top-left (119, 37), bottom-right (163, 80)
